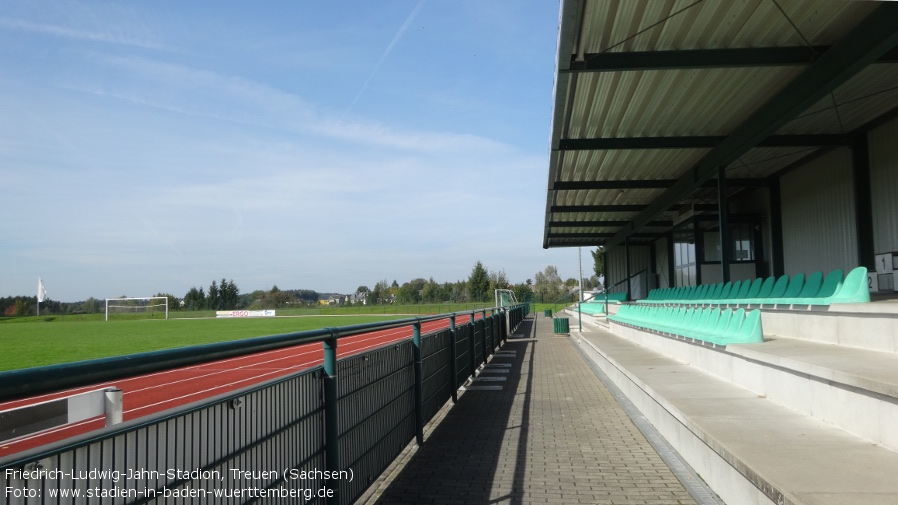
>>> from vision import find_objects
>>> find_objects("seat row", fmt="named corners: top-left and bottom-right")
top-left (609, 304), bottom-right (764, 346)
top-left (639, 266), bottom-right (869, 307)
top-left (578, 292), bottom-right (627, 315)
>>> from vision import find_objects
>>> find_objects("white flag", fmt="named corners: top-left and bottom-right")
top-left (38, 277), bottom-right (47, 302)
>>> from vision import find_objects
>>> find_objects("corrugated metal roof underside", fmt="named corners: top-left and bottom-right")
top-left (544, 0), bottom-right (898, 249)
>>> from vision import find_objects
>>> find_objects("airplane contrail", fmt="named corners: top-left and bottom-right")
top-left (341, 0), bottom-right (426, 119)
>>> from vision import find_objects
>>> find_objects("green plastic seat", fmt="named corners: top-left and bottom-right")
top-left (698, 308), bottom-right (732, 343)
top-left (768, 275), bottom-right (790, 299)
top-left (706, 283), bottom-right (724, 302)
top-left (695, 307), bottom-right (713, 329)
top-left (755, 276), bottom-right (777, 301)
top-left (734, 309), bottom-right (764, 344)
top-left (694, 284), bottom-right (709, 302)
top-left (744, 278), bottom-right (765, 300)
top-left (797, 269), bottom-right (843, 305)
top-left (725, 280), bottom-right (744, 301)
top-left (733, 279), bottom-right (753, 300)
top-left (717, 282), bottom-right (734, 301)
top-left (826, 267), bottom-right (871, 304)
top-left (778, 273), bottom-right (806, 302)
top-left (701, 308), bottom-right (722, 334)
top-left (781, 271), bottom-right (823, 305)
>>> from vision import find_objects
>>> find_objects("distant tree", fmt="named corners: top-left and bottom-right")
top-left (488, 269), bottom-right (509, 296)
top-left (207, 280), bottom-right (221, 310)
top-left (356, 285), bottom-right (370, 294)
top-left (467, 261), bottom-right (490, 302)
top-left (397, 278), bottom-right (426, 304)
top-left (219, 279), bottom-right (241, 310)
top-left (421, 278), bottom-right (442, 303)
top-left (534, 265), bottom-right (564, 302)
top-left (184, 286), bottom-right (206, 310)
top-left (13, 299), bottom-right (31, 317)
top-left (592, 247), bottom-right (605, 280)
top-left (369, 279), bottom-right (390, 305)
top-left (154, 293), bottom-right (179, 312)
top-left (262, 285), bottom-right (292, 309)
top-left (81, 297), bottom-right (100, 314)
top-left (511, 282), bottom-right (532, 304)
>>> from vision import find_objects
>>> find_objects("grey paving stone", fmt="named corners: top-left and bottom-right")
top-left (355, 315), bottom-right (697, 505)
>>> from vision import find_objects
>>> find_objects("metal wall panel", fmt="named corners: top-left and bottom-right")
top-left (607, 244), bottom-right (652, 297)
top-left (781, 148), bottom-right (858, 274)
top-left (869, 116), bottom-right (898, 253)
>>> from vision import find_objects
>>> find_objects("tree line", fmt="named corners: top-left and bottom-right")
top-left (2, 252), bottom-right (607, 317)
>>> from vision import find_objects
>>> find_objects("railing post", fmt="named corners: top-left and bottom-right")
top-left (480, 309), bottom-right (488, 363)
top-left (469, 312), bottom-right (476, 377)
top-left (413, 320), bottom-right (424, 446)
top-left (449, 315), bottom-right (458, 403)
top-left (322, 331), bottom-right (340, 504)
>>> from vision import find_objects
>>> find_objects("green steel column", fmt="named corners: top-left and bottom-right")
top-left (322, 331), bottom-right (339, 504)
top-left (469, 312), bottom-right (476, 377)
top-left (449, 315), bottom-right (458, 403)
top-left (412, 320), bottom-right (424, 446)
top-left (480, 309), bottom-right (488, 363)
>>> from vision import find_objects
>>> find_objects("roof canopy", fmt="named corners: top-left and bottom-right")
top-left (543, 0), bottom-right (898, 250)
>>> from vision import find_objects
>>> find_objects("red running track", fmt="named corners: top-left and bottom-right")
top-left (0, 316), bottom-right (479, 457)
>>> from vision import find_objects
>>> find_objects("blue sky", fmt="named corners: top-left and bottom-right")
top-left (1, 0), bottom-right (579, 302)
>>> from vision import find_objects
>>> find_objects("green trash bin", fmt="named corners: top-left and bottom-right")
top-left (553, 317), bottom-right (570, 334)
top-left (544, 309), bottom-right (552, 318)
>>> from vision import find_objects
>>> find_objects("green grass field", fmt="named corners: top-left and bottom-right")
top-left (0, 302), bottom-right (521, 372)
top-left (0, 314), bottom-right (411, 372)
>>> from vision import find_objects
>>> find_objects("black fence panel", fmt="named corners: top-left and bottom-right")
top-left (336, 341), bottom-right (415, 503)
top-left (420, 329), bottom-right (453, 425)
top-left (2, 369), bottom-right (324, 505)
top-left (454, 324), bottom-right (472, 389)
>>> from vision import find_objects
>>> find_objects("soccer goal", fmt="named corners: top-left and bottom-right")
top-left (105, 297), bottom-right (169, 321)
top-left (495, 289), bottom-right (518, 308)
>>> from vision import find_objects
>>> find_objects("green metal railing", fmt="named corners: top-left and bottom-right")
top-left (0, 304), bottom-right (529, 505)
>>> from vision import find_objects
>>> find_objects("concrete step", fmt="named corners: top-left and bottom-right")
top-left (608, 316), bottom-right (898, 453)
top-left (575, 328), bottom-right (898, 505)
top-left (759, 301), bottom-right (898, 354)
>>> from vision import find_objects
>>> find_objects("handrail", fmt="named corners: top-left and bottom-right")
top-left (0, 307), bottom-right (516, 403)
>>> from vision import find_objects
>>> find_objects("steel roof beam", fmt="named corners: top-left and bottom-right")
top-left (566, 46), bottom-right (898, 72)
top-left (552, 179), bottom-right (768, 190)
top-left (549, 220), bottom-right (673, 228)
top-left (605, 3), bottom-right (898, 249)
top-left (557, 134), bottom-right (850, 150)
top-left (548, 232), bottom-right (659, 239)
top-left (552, 204), bottom-right (717, 213)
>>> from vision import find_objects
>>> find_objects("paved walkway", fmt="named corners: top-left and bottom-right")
top-left (356, 315), bottom-right (698, 505)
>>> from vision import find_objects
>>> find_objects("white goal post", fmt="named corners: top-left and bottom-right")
top-left (105, 297), bottom-right (169, 321)
top-left (495, 289), bottom-right (518, 308)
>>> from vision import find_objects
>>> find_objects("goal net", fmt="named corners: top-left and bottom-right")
top-left (494, 289), bottom-right (518, 308)
top-left (105, 297), bottom-right (169, 321)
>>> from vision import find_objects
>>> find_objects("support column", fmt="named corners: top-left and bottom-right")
top-left (667, 232), bottom-right (676, 288)
top-left (769, 178), bottom-right (785, 277)
top-left (625, 237), bottom-right (632, 301)
top-left (718, 167), bottom-right (731, 283)
top-left (852, 134), bottom-right (876, 270)
top-left (693, 215), bottom-right (703, 286)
